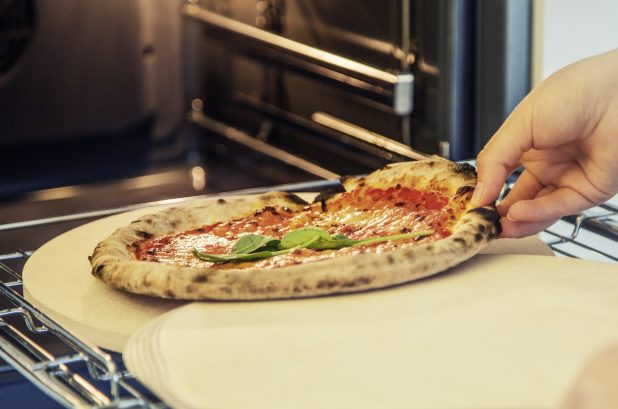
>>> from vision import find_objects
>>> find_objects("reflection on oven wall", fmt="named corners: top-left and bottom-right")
top-left (0, 0), bottom-right (190, 196)
top-left (191, 0), bottom-right (531, 168)
top-left (0, 0), bottom-right (531, 187)
top-left (0, 0), bottom-right (184, 147)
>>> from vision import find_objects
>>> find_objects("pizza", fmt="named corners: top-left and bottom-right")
top-left (89, 159), bottom-right (501, 300)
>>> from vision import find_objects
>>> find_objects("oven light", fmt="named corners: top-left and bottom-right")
top-left (191, 166), bottom-right (207, 191)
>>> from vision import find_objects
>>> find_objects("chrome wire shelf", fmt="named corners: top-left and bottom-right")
top-left (498, 173), bottom-right (618, 263)
top-left (0, 181), bottom-right (616, 407)
top-left (0, 254), bottom-right (166, 408)
top-left (0, 180), bottom-right (337, 408)
top-left (539, 202), bottom-right (617, 263)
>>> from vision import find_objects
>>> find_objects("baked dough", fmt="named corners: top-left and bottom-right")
top-left (90, 159), bottom-right (500, 300)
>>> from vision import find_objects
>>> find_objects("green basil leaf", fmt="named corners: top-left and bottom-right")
top-left (193, 247), bottom-right (293, 263)
top-left (192, 249), bottom-right (234, 262)
top-left (353, 230), bottom-right (435, 247)
top-left (193, 228), bottom-right (436, 264)
top-left (280, 227), bottom-right (333, 249)
top-left (224, 250), bottom-right (278, 262)
top-left (232, 234), bottom-right (281, 254)
top-left (308, 238), bottom-right (358, 250)
top-left (331, 233), bottom-right (349, 240)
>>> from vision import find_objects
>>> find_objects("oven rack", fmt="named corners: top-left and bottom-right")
top-left (540, 202), bottom-right (618, 262)
top-left (0, 181), bottom-right (616, 408)
top-left (0, 180), bottom-right (338, 408)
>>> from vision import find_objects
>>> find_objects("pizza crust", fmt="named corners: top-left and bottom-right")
top-left (90, 159), bottom-right (500, 300)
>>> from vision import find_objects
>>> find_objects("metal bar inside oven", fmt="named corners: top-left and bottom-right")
top-left (188, 110), bottom-right (340, 180)
top-left (183, 3), bottom-right (414, 115)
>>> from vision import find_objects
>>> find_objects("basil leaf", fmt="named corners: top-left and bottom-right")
top-left (191, 249), bottom-right (233, 262)
top-left (193, 247), bottom-right (293, 263)
top-left (193, 228), bottom-right (436, 264)
top-left (224, 250), bottom-right (280, 262)
top-left (280, 227), bottom-right (333, 249)
top-left (232, 234), bottom-right (281, 254)
top-left (353, 230), bottom-right (435, 247)
top-left (309, 239), bottom-right (357, 250)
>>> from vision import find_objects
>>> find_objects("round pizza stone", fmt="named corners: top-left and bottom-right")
top-left (23, 196), bottom-right (551, 352)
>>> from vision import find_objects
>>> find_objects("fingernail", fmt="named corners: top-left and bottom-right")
top-left (506, 212), bottom-right (517, 222)
top-left (471, 182), bottom-right (484, 207)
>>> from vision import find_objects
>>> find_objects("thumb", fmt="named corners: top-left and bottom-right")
top-left (472, 96), bottom-right (535, 207)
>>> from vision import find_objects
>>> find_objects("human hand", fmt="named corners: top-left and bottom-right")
top-left (472, 48), bottom-right (618, 238)
top-left (559, 343), bottom-right (618, 409)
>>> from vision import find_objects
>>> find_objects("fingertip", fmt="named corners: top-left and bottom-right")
top-left (496, 201), bottom-right (509, 217)
top-left (498, 217), bottom-right (556, 238)
top-left (507, 201), bottom-right (536, 222)
top-left (474, 153), bottom-right (515, 207)
top-left (472, 165), bottom-right (502, 207)
top-left (470, 181), bottom-right (485, 207)
top-left (471, 179), bottom-right (505, 208)
top-left (498, 217), bottom-right (519, 238)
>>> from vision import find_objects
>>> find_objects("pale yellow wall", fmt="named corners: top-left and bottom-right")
top-left (532, 0), bottom-right (618, 85)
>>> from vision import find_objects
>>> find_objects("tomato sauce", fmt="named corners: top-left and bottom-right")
top-left (134, 187), bottom-right (459, 269)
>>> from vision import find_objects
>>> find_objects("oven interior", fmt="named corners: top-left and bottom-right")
top-left (1, 0), bottom-right (532, 199)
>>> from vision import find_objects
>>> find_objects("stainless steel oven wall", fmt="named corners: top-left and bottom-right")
top-left (415, 0), bottom-right (531, 158)
top-left (0, 0), bottom-right (184, 146)
top-left (473, 0), bottom-right (531, 152)
top-left (193, 0), bottom-right (419, 174)
top-left (190, 0), bottom-right (530, 164)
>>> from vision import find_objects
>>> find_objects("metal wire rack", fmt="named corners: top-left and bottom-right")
top-left (0, 227), bottom-right (168, 408)
top-left (540, 202), bottom-right (618, 262)
top-left (0, 181), bottom-right (616, 407)
top-left (498, 172), bottom-right (618, 263)
top-left (0, 260), bottom-right (164, 407)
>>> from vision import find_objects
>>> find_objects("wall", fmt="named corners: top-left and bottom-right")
top-left (532, 0), bottom-right (618, 85)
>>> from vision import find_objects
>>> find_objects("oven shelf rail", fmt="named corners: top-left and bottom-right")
top-left (183, 2), bottom-right (414, 116)
top-left (0, 263), bottom-right (164, 408)
top-left (0, 182), bottom-right (616, 407)
top-left (0, 181), bottom-right (338, 408)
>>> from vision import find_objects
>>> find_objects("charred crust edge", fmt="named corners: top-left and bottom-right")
top-left (452, 162), bottom-right (477, 179)
top-left (136, 230), bottom-right (154, 239)
top-left (316, 276), bottom-right (372, 290)
top-left (193, 273), bottom-right (209, 283)
top-left (284, 192), bottom-right (309, 205)
top-left (94, 264), bottom-right (105, 277)
top-left (455, 185), bottom-right (475, 196)
top-left (468, 206), bottom-right (502, 236)
top-left (312, 189), bottom-right (338, 206)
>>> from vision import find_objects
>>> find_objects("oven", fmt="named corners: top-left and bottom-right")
top-left (0, 0), bottom-right (617, 407)
top-left (0, 0), bottom-right (532, 194)
top-left (182, 0), bottom-right (533, 175)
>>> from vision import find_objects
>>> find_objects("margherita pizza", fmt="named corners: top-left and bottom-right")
top-left (90, 159), bottom-right (501, 300)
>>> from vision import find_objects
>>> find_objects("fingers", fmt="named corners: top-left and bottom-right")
top-left (496, 170), bottom-right (544, 217)
top-left (472, 98), bottom-right (534, 207)
top-left (559, 343), bottom-right (618, 409)
top-left (499, 218), bottom-right (558, 238)
top-left (495, 174), bottom-right (599, 237)
top-left (498, 184), bottom-right (558, 238)
top-left (507, 187), bottom-right (595, 222)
